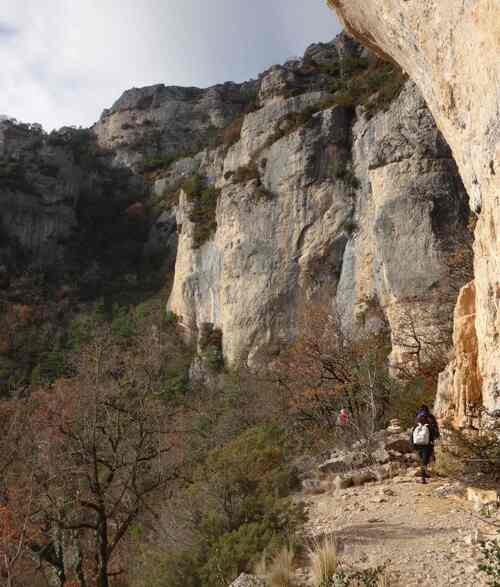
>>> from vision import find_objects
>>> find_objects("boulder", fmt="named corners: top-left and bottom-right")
top-left (372, 446), bottom-right (390, 464)
top-left (466, 487), bottom-right (499, 512)
top-left (302, 478), bottom-right (326, 495)
top-left (318, 450), bottom-right (367, 474)
top-left (334, 474), bottom-right (353, 490)
top-left (384, 433), bottom-right (412, 454)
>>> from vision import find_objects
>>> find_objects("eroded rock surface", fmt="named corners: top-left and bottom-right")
top-left (0, 31), bottom-right (479, 405)
top-left (93, 81), bottom-right (259, 171)
top-left (168, 47), bottom-right (472, 369)
top-left (327, 0), bottom-right (500, 426)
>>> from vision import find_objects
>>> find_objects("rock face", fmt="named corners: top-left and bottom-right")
top-left (327, 0), bottom-right (500, 426)
top-left (0, 121), bottom-right (148, 292)
top-left (0, 31), bottom-right (480, 409)
top-left (167, 38), bottom-right (472, 369)
top-left (436, 281), bottom-right (482, 427)
top-left (93, 81), bottom-right (258, 171)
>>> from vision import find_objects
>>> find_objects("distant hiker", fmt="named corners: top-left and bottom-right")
top-left (338, 408), bottom-right (349, 427)
top-left (411, 411), bottom-right (439, 484)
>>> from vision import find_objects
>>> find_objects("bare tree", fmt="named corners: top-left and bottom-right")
top-left (272, 305), bottom-right (396, 446)
top-left (27, 323), bottom-right (178, 586)
top-left (389, 301), bottom-right (453, 383)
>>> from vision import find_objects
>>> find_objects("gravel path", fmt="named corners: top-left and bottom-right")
top-left (303, 473), bottom-right (496, 586)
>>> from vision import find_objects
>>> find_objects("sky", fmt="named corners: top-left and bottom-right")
top-left (0, 1), bottom-right (340, 131)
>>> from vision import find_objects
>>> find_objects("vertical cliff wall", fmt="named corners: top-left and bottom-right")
top-left (166, 38), bottom-right (472, 370)
top-left (327, 0), bottom-right (500, 428)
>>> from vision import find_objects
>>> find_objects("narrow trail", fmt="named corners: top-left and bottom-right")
top-left (303, 472), bottom-right (497, 586)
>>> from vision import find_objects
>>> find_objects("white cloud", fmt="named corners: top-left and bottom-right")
top-left (0, 0), bottom-right (340, 131)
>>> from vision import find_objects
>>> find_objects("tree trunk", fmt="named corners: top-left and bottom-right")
top-left (96, 520), bottom-right (109, 587)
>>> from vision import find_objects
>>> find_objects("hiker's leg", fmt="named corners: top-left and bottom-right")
top-left (417, 448), bottom-right (426, 481)
top-left (421, 447), bottom-right (431, 482)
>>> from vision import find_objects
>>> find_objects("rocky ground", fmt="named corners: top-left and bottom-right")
top-left (303, 469), bottom-right (497, 586)
top-left (231, 465), bottom-right (499, 587)
top-left (230, 428), bottom-right (500, 587)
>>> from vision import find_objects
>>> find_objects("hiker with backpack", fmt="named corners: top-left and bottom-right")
top-left (416, 405), bottom-right (440, 441)
top-left (411, 409), bottom-right (440, 484)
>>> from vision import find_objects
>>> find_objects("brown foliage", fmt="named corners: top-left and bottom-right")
top-left (1, 318), bottom-right (181, 586)
top-left (272, 305), bottom-right (395, 448)
top-left (389, 302), bottom-right (453, 385)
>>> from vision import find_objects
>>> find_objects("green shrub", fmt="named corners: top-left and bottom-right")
top-left (138, 426), bottom-right (303, 587)
top-left (131, 547), bottom-right (202, 587)
top-left (327, 58), bottom-right (407, 119)
top-left (143, 148), bottom-right (199, 173)
top-left (190, 426), bottom-right (302, 584)
top-left (232, 162), bottom-right (275, 203)
top-left (479, 532), bottom-right (500, 586)
top-left (161, 365), bottom-right (190, 398)
top-left (37, 343), bottom-right (68, 383)
top-left (143, 154), bottom-right (174, 172)
top-left (165, 310), bottom-right (178, 325)
top-left (185, 181), bottom-right (220, 248)
top-left (329, 158), bottom-right (347, 179)
top-left (201, 521), bottom-right (286, 586)
top-left (181, 174), bottom-right (203, 198)
top-left (67, 314), bottom-right (96, 350)
top-left (111, 304), bottom-right (137, 338)
top-left (341, 55), bottom-right (370, 76)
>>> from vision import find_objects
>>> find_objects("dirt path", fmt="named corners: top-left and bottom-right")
top-left (303, 472), bottom-right (496, 586)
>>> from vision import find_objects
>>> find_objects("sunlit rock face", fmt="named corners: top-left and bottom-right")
top-left (328, 0), bottom-right (500, 426)
top-left (0, 29), bottom-right (478, 413)
top-left (167, 37), bottom-right (472, 369)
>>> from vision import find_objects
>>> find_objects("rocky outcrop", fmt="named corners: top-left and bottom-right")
top-left (327, 0), bottom-right (500, 426)
top-left (436, 281), bottom-right (482, 427)
top-left (168, 96), bottom-right (356, 365)
top-left (341, 82), bottom-right (471, 371)
top-left (0, 121), bottom-right (147, 292)
top-left (93, 81), bottom-right (258, 171)
top-left (167, 40), bottom-right (472, 369)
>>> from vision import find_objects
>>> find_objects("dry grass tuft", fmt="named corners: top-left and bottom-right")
top-left (256, 546), bottom-right (296, 587)
top-left (309, 535), bottom-right (338, 586)
top-left (268, 546), bottom-right (296, 586)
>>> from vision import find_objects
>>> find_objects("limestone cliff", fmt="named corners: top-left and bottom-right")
top-left (93, 81), bottom-right (258, 172)
top-left (0, 32), bottom-right (477, 408)
top-left (327, 1), bottom-right (500, 427)
top-left (166, 37), bottom-right (472, 370)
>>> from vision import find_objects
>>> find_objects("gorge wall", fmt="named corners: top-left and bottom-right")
top-left (327, 1), bottom-right (500, 428)
top-left (0, 31), bottom-right (479, 418)
top-left (123, 36), bottom-right (470, 373)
